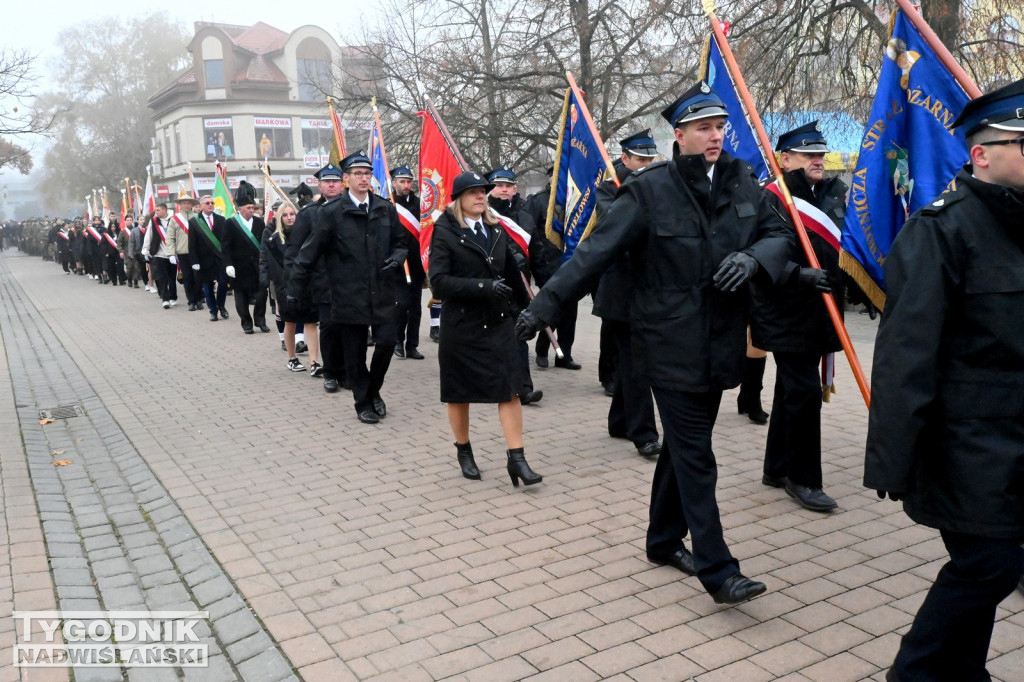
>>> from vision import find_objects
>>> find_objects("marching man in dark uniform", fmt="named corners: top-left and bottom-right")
top-left (486, 165), bottom-right (549, 406)
top-left (865, 79), bottom-right (1024, 682)
top-left (594, 130), bottom-right (662, 459)
top-left (752, 122), bottom-right (845, 512)
top-left (517, 82), bottom-right (792, 604)
top-left (289, 152), bottom-right (407, 424)
top-left (189, 196), bottom-right (229, 322)
top-left (221, 181), bottom-right (268, 334)
top-left (391, 166), bottom-right (426, 360)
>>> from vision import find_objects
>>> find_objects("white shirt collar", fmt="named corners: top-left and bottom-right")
top-left (350, 193), bottom-right (369, 208)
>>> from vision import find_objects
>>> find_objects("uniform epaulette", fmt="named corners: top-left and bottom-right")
top-left (920, 191), bottom-right (965, 215)
top-left (632, 161), bottom-right (667, 176)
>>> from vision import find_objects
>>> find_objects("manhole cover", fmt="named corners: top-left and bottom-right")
top-left (38, 404), bottom-right (84, 420)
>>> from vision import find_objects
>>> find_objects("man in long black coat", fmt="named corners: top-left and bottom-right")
top-left (865, 78), bottom-right (1024, 682)
top-left (518, 82), bottom-right (792, 605)
top-left (751, 122), bottom-right (846, 513)
top-left (221, 182), bottom-right (267, 334)
top-left (289, 152), bottom-right (407, 424)
top-left (189, 196), bottom-right (229, 321)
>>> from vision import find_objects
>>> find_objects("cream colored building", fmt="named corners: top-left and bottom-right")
top-left (148, 22), bottom-right (363, 200)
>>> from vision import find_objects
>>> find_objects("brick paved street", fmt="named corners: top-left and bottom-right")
top-left (2, 247), bottom-right (1022, 681)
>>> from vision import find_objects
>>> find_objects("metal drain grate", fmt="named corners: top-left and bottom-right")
top-left (38, 404), bottom-right (84, 420)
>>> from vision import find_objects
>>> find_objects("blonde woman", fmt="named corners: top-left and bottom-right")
top-left (428, 172), bottom-right (541, 487)
top-left (260, 203), bottom-right (321, 374)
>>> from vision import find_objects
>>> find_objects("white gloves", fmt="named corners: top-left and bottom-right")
top-left (169, 256), bottom-right (178, 265)
top-left (192, 263), bottom-right (200, 271)
top-left (225, 266), bottom-right (236, 278)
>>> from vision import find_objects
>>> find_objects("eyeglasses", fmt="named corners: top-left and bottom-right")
top-left (978, 137), bottom-right (1024, 157)
top-left (348, 171), bottom-right (372, 178)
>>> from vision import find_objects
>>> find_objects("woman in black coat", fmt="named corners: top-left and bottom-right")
top-left (428, 172), bottom-right (542, 487)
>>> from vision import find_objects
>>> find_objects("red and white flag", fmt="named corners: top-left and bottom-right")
top-left (487, 208), bottom-right (531, 259)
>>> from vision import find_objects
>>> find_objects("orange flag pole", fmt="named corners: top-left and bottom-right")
top-left (703, 0), bottom-right (870, 408)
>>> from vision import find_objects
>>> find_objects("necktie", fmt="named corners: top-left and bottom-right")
top-left (359, 203), bottom-right (368, 214)
top-left (475, 222), bottom-right (487, 246)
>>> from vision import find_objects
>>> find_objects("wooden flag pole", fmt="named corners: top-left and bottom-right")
top-left (565, 71), bottom-right (619, 188)
top-left (703, 0), bottom-right (871, 408)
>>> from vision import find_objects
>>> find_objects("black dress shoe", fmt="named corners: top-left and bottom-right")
top-left (554, 357), bottom-right (581, 370)
top-left (243, 325), bottom-right (255, 334)
top-left (372, 398), bottom-right (387, 417)
top-left (209, 312), bottom-right (218, 322)
top-left (648, 548), bottom-right (696, 576)
top-left (762, 474), bottom-right (787, 488)
top-left (536, 355), bottom-right (549, 368)
top-left (712, 574), bottom-right (767, 604)
top-left (258, 323), bottom-right (271, 333)
top-left (785, 482), bottom-right (838, 512)
top-left (323, 379), bottom-right (339, 393)
top-left (196, 302), bottom-right (204, 310)
top-left (357, 409), bottom-right (380, 424)
top-left (885, 670), bottom-right (900, 682)
top-left (602, 381), bottom-right (615, 397)
top-left (219, 308), bottom-right (229, 319)
top-left (187, 303), bottom-right (196, 311)
top-left (406, 348), bottom-right (424, 360)
top-left (519, 389), bottom-right (543, 406)
top-left (393, 347), bottom-right (405, 358)
top-left (637, 441), bottom-right (661, 458)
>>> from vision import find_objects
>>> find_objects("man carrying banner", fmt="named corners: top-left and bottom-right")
top-left (752, 122), bottom-right (845, 512)
top-left (594, 130), bottom-right (661, 459)
top-left (518, 82), bottom-right (791, 604)
top-left (865, 78), bottom-right (1024, 682)
top-left (391, 166), bottom-right (426, 360)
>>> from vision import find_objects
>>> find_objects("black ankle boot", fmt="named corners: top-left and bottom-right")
top-left (456, 442), bottom-right (480, 480)
top-left (506, 448), bottom-right (542, 487)
top-left (738, 356), bottom-right (769, 424)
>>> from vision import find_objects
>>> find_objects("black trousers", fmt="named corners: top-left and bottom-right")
top-left (338, 323), bottom-right (396, 413)
top-left (318, 303), bottom-right (344, 383)
top-left (517, 341), bottom-right (534, 393)
top-left (598, 318), bottom-right (618, 386)
top-left (395, 271), bottom-right (424, 351)
top-left (536, 299), bottom-right (578, 360)
top-left (646, 388), bottom-right (738, 593)
top-left (107, 255), bottom-right (126, 284)
top-left (607, 320), bottom-right (657, 446)
top-left (201, 269), bottom-right (228, 312)
top-left (233, 283), bottom-right (267, 328)
top-left (178, 253), bottom-right (201, 305)
top-left (60, 253), bottom-right (72, 272)
top-left (764, 351), bottom-right (823, 488)
top-left (153, 257), bottom-right (177, 301)
top-left (892, 530), bottom-right (1024, 681)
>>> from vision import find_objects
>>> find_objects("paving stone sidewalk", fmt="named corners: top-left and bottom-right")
top-left (1, 248), bottom-right (1021, 681)
top-left (0, 254), bottom-right (294, 681)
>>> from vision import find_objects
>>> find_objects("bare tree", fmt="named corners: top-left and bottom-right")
top-left (37, 13), bottom-right (189, 208)
top-left (0, 137), bottom-right (32, 174)
top-left (1, 48), bottom-right (54, 137)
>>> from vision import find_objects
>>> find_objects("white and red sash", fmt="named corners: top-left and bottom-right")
top-left (395, 202), bottom-right (420, 239)
top-left (487, 207), bottom-right (531, 260)
top-left (764, 181), bottom-right (840, 252)
top-left (153, 218), bottom-right (167, 243)
top-left (58, 231), bottom-right (70, 241)
top-left (103, 232), bottom-right (118, 249)
top-left (172, 213), bottom-right (189, 235)
top-left (86, 225), bottom-right (102, 242)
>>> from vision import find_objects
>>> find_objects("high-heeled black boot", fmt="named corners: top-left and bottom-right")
top-left (456, 442), bottom-right (480, 480)
top-left (737, 356), bottom-right (769, 425)
top-left (506, 448), bottom-right (542, 487)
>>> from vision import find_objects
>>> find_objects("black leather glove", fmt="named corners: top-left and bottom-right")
top-left (798, 267), bottom-right (832, 293)
top-left (713, 252), bottom-right (758, 292)
top-left (876, 490), bottom-right (904, 502)
top-left (515, 309), bottom-right (542, 342)
top-left (513, 250), bottom-right (528, 273)
top-left (491, 280), bottom-right (514, 303)
top-left (381, 258), bottom-right (401, 273)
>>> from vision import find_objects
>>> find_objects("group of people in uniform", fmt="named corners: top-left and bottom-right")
top-left (8, 73), bottom-right (1024, 680)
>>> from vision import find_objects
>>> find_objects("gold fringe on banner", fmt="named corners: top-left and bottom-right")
top-left (840, 249), bottom-right (887, 311)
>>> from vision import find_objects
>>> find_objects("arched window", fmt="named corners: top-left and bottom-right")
top-left (202, 36), bottom-right (225, 88)
top-left (296, 37), bottom-right (332, 101)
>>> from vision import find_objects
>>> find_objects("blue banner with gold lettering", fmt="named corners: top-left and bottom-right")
top-left (701, 34), bottom-right (770, 182)
top-left (546, 87), bottom-right (612, 262)
top-left (841, 10), bottom-right (970, 307)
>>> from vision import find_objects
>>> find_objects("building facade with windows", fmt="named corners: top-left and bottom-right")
top-left (148, 22), bottom-right (359, 201)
